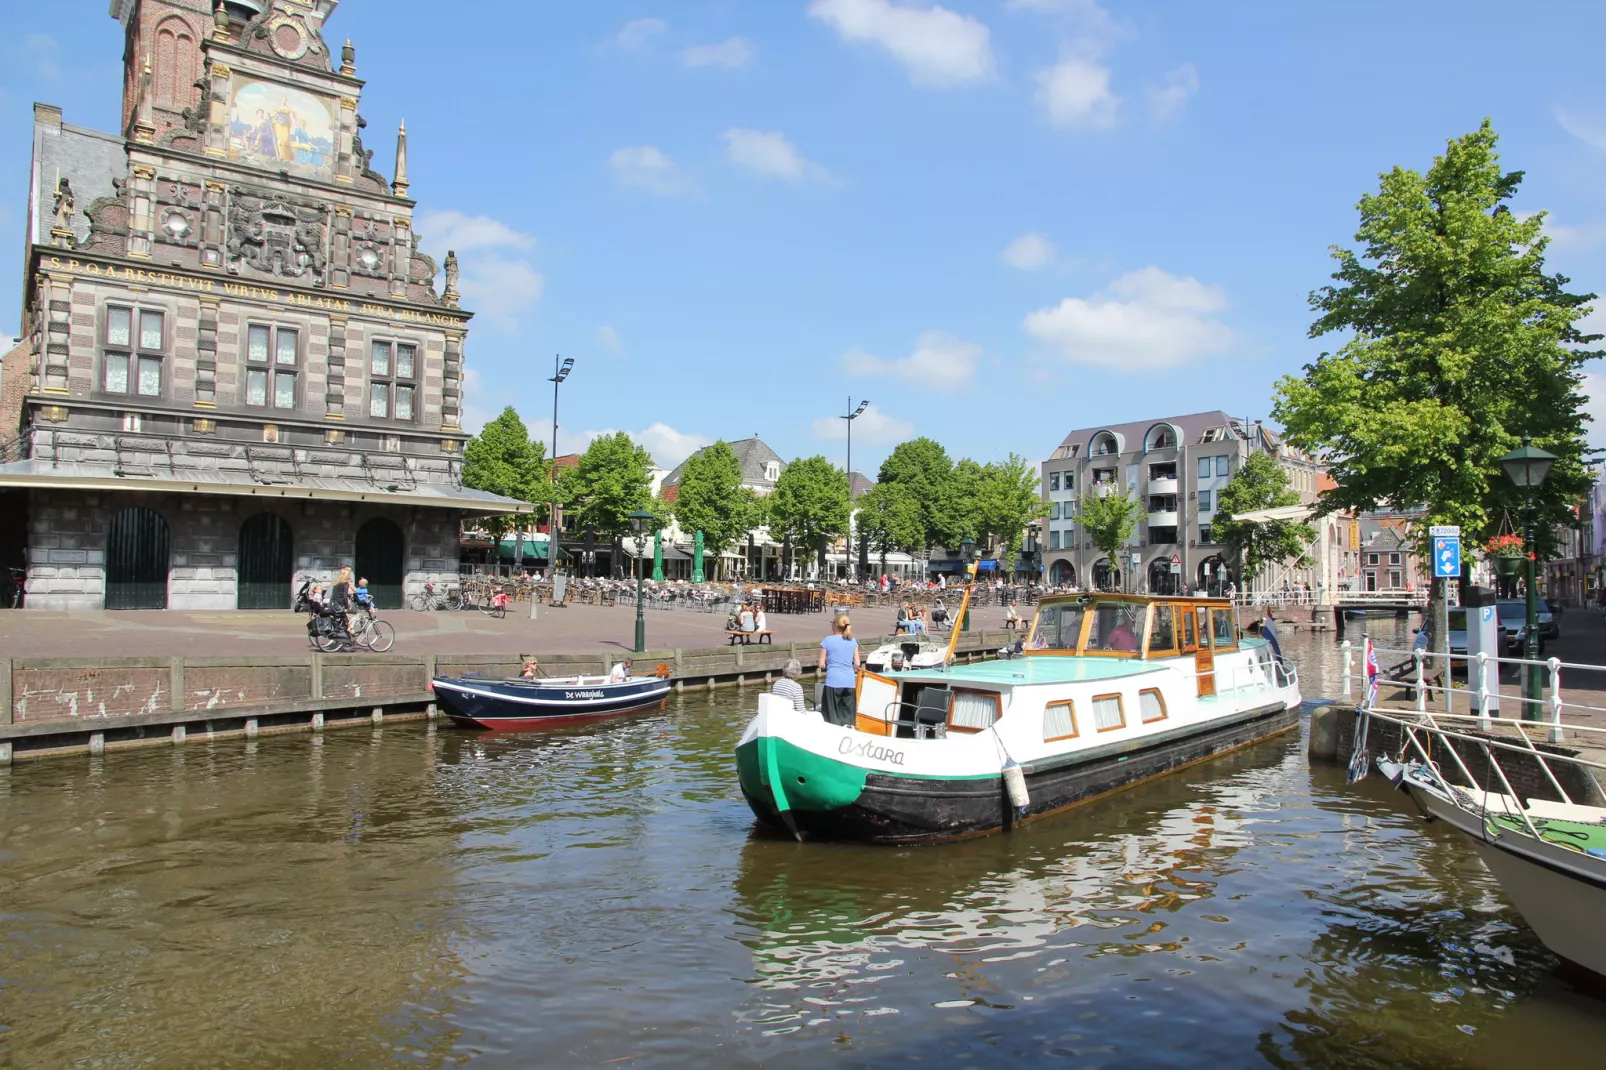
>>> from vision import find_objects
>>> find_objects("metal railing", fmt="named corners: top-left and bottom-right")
top-left (1338, 639), bottom-right (1595, 743)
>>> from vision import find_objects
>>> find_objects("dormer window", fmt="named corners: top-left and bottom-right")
top-left (765, 461), bottom-right (780, 481)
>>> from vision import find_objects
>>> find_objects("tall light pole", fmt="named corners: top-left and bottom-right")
top-left (548, 356), bottom-right (574, 573)
top-left (842, 398), bottom-right (868, 581)
top-left (629, 508), bottom-right (654, 654)
top-left (1499, 435), bottom-right (1557, 709)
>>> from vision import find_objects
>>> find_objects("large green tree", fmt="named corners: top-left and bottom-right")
top-left (1273, 121), bottom-right (1599, 651)
top-left (975, 454), bottom-right (1048, 576)
top-left (1212, 453), bottom-right (1316, 587)
top-left (876, 437), bottom-right (955, 550)
top-left (672, 441), bottom-right (759, 559)
top-left (565, 432), bottom-right (655, 543)
top-left (767, 455), bottom-right (849, 575)
top-left (856, 481), bottom-right (925, 572)
top-left (1079, 487), bottom-right (1140, 590)
top-left (461, 406), bottom-right (547, 558)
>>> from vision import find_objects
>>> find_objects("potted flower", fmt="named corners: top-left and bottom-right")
top-left (1485, 533), bottom-right (1527, 577)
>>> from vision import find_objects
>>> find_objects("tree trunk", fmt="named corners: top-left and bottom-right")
top-left (1426, 574), bottom-right (1449, 707)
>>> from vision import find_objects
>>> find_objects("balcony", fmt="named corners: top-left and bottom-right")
top-left (1147, 511), bottom-right (1180, 529)
top-left (1147, 476), bottom-right (1178, 496)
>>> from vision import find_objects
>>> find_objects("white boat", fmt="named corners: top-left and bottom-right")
top-left (862, 635), bottom-right (948, 673)
top-left (1372, 710), bottom-right (1606, 982)
top-left (736, 589), bottom-right (1302, 844)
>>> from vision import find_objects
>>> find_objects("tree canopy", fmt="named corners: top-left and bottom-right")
top-left (876, 437), bottom-right (954, 550)
top-left (974, 454), bottom-right (1047, 573)
top-left (1273, 121), bottom-right (1600, 548)
top-left (767, 455), bottom-right (849, 553)
top-left (671, 441), bottom-right (759, 557)
top-left (461, 406), bottom-right (546, 541)
top-left (1211, 453), bottom-right (1315, 583)
top-left (856, 481), bottom-right (925, 568)
top-left (1079, 487), bottom-right (1140, 587)
top-left (564, 432), bottom-right (655, 541)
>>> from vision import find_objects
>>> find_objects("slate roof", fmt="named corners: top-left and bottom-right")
top-left (849, 471), bottom-right (875, 500)
top-left (31, 114), bottom-right (126, 248)
top-left (1049, 410), bottom-right (1247, 459)
top-left (662, 436), bottom-right (787, 491)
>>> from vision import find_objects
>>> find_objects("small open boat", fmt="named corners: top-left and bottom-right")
top-left (432, 673), bottom-right (672, 730)
top-left (736, 581), bottom-right (1301, 844)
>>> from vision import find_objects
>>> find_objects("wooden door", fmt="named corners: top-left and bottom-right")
top-left (237, 512), bottom-right (293, 610)
top-left (105, 506), bottom-right (169, 610)
top-left (1194, 607), bottom-right (1215, 697)
top-left (355, 517), bottom-right (404, 609)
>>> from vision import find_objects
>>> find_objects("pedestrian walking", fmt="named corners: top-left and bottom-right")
top-left (817, 615), bottom-right (860, 726)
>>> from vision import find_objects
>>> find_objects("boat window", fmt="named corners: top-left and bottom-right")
top-left (1087, 602), bottom-right (1145, 654)
top-left (1139, 688), bottom-right (1167, 723)
top-left (949, 690), bottom-right (1001, 733)
top-left (1093, 694), bottom-right (1125, 731)
top-left (1043, 700), bottom-right (1077, 742)
top-left (1148, 604), bottom-right (1177, 655)
top-left (1182, 609), bottom-right (1196, 650)
top-left (1030, 602), bottom-right (1086, 650)
top-left (1197, 607), bottom-right (1212, 648)
top-left (1211, 609), bottom-right (1236, 647)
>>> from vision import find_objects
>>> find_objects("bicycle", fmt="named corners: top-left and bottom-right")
top-left (349, 608), bottom-right (396, 651)
top-left (478, 587), bottom-right (510, 620)
top-left (4, 567), bottom-right (24, 609)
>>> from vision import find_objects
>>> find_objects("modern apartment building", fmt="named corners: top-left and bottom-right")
top-left (1040, 411), bottom-right (1326, 596)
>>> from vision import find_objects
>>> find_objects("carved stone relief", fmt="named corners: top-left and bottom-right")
top-left (225, 187), bottom-right (330, 284)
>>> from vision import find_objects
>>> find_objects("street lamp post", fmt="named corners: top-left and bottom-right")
top-left (548, 356), bottom-right (574, 573)
top-left (629, 508), bottom-right (654, 654)
top-left (841, 398), bottom-right (869, 580)
top-left (1499, 435), bottom-right (1557, 708)
top-left (1026, 522), bottom-right (1041, 585)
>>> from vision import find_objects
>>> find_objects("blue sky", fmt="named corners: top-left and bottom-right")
top-left (3, 0), bottom-right (1604, 473)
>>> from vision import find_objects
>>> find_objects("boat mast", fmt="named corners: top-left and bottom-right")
top-left (942, 559), bottom-right (981, 666)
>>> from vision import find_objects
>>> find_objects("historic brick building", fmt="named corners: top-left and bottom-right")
top-left (0, 0), bottom-right (525, 610)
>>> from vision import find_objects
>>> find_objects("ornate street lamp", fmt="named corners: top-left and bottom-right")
top-left (629, 508), bottom-right (655, 654)
top-left (960, 536), bottom-right (977, 632)
top-left (1499, 435), bottom-right (1557, 706)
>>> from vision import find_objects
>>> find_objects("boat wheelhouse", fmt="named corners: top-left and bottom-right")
top-left (737, 593), bottom-right (1301, 844)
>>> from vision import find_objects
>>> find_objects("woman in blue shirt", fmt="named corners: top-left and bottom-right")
top-left (817, 615), bottom-right (860, 726)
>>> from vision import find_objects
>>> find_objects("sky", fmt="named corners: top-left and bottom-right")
top-left (2, 0), bottom-right (1604, 474)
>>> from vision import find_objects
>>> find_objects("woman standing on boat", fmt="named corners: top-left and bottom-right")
top-left (817, 615), bottom-right (860, 726)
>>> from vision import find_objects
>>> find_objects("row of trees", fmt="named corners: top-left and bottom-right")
top-left (462, 413), bottom-right (1049, 574)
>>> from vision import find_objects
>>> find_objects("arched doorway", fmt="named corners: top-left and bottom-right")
top-left (237, 512), bottom-right (294, 610)
top-left (355, 517), bottom-right (404, 609)
top-left (105, 506), bottom-right (170, 609)
top-left (1092, 558), bottom-right (1120, 591)
top-left (1197, 555), bottom-right (1229, 597)
top-left (1148, 558), bottom-right (1179, 596)
top-left (1050, 559), bottom-right (1076, 587)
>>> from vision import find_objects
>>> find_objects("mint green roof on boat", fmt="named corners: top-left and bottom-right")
top-left (895, 637), bottom-right (1268, 687)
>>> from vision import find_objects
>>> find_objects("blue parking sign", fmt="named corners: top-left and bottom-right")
top-left (1431, 531), bottom-right (1460, 579)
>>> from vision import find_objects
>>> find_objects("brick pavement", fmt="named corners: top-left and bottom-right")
top-left (0, 602), bottom-right (1015, 658)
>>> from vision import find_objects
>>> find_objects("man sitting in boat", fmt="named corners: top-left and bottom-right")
top-left (609, 659), bottom-right (633, 683)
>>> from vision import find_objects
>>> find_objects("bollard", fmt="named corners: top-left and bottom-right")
top-left (1341, 640), bottom-right (1352, 697)
top-left (1307, 705), bottom-right (1338, 761)
top-left (311, 712), bottom-right (325, 731)
top-left (171, 725), bottom-right (186, 745)
top-left (372, 707), bottom-right (383, 725)
top-left (244, 718), bottom-right (259, 738)
top-left (1475, 652), bottom-right (1491, 732)
top-left (0, 741), bottom-right (10, 765)
top-left (1548, 657), bottom-right (1564, 744)
top-left (89, 732), bottom-right (105, 756)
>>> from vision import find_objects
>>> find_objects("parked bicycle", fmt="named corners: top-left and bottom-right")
top-left (410, 582), bottom-right (462, 612)
top-left (478, 586), bottom-right (511, 620)
top-left (3, 567), bottom-right (24, 609)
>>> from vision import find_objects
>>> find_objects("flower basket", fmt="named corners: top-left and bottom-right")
top-left (1492, 555), bottom-right (1523, 578)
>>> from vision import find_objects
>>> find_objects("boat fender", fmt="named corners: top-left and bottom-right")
top-left (1002, 759), bottom-right (1029, 819)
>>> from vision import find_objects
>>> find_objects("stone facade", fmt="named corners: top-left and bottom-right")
top-left (1, 0), bottom-right (522, 609)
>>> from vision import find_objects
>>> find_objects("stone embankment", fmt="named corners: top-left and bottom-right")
top-left (0, 630), bottom-right (1017, 763)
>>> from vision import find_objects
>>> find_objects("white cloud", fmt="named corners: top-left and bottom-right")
top-left (597, 325), bottom-right (624, 354)
top-left (807, 0), bottom-right (995, 88)
top-left (414, 209), bottom-right (534, 253)
top-left (615, 17), bottom-right (666, 53)
top-left (561, 423), bottom-right (710, 468)
top-left (1035, 48), bottom-right (1120, 128)
top-left (455, 256), bottom-right (545, 334)
top-left (721, 128), bottom-right (829, 183)
top-left (1007, 0), bottom-right (1118, 36)
top-left (1023, 266), bottom-right (1235, 369)
top-left (1556, 107), bottom-right (1606, 150)
top-left (609, 146), bottom-right (695, 196)
top-left (811, 403), bottom-right (915, 445)
top-left (25, 34), bottom-right (60, 80)
top-left (843, 331), bottom-right (982, 390)
top-left (682, 37), bottom-right (754, 69)
top-left (1547, 218), bottom-right (1606, 250)
top-left (1148, 62), bottom-right (1198, 121)
top-left (1001, 231), bottom-right (1056, 270)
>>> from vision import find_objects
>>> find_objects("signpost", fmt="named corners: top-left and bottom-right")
top-left (1429, 525), bottom-right (1460, 714)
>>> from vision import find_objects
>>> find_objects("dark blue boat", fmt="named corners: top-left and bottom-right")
top-left (431, 673), bottom-right (672, 730)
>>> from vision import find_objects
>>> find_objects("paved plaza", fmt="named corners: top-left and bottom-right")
top-left (0, 601), bottom-right (1016, 658)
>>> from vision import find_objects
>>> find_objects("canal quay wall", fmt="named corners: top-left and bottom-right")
top-left (0, 630), bottom-right (1017, 763)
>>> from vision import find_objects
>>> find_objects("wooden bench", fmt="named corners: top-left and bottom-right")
top-left (728, 630), bottom-right (774, 646)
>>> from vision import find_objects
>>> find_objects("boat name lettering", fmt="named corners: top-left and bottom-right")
top-left (838, 738), bottom-right (906, 765)
top-left (564, 690), bottom-right (606, 700)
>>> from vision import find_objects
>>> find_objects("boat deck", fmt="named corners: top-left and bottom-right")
top-left (895, 637), bottom-right (1272, 688)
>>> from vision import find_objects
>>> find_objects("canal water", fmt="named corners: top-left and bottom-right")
top-left (2, 619), bottom-right (1604, 1067)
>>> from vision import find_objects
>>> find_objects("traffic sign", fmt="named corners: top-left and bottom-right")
top-left (1170, 553), bottom-right (1181, 565)
top-left (1433, 534), bottom-right (1461, 579)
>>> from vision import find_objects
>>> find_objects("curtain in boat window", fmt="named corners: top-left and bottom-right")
top-left (951, 691), bottom-right (999, 730)
top-left (1043, 701), bottom-right (1076, 741)
top-left (1093, 695), bottom-right (1124, 730)
top-left (1140, 690), bottom-right (1167, 723)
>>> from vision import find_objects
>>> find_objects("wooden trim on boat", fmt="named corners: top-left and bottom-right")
top-left (1092, 692), bottom-right (1126, 732)
top-left (854, 669), bottom-right (898, 737)
top-left (1043, 699), bottom-right (1078, 742)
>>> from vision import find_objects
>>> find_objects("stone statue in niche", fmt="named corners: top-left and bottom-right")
top-left (443, 249), bottom-right (460, 297)
top-left (52, 177), bottom-right (74, 232)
